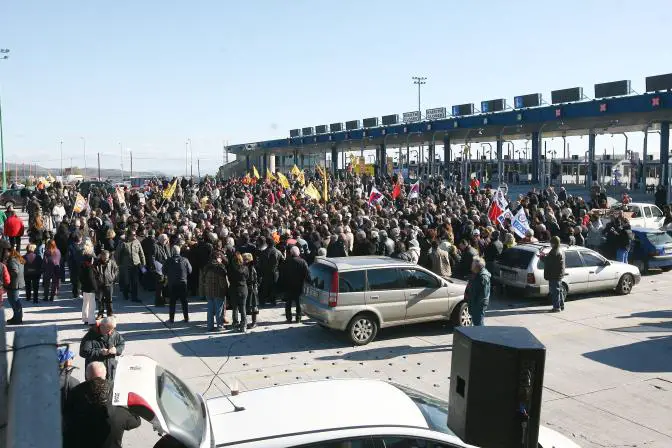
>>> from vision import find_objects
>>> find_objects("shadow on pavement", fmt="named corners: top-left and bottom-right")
top-left (316, 344), bottom-right (452, 361)
top-left (583, 335), bottom-right (672, 373)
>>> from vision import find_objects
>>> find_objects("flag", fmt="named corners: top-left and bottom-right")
top-left (305, 183), bottom-right (322, 201)
top-left (493, 187), bottom-right (508, 210)
top-left (488, 200), bottom-right (503, 223)
top-left (163, 179), bottom-right (178, 200)
top-left (511, 207), bottom-right (531, 238)
top-left (408, 181), bottom-right (420, 199)
top-left (73, 193), bottom-right (88, 213)
top-left (497, 208), bottom-right (514, 226)
top-left (277, 172), bottom-right (290, 189)
top-left (291, 164), bottom-right (301, 176)
top-left (368, 187), bottom-right (384, 206)
top-left (252, 165), bottom-right (260, 179)
top-left (296, 170), bottom-right (305, 186)
top-left (242, 173), bottom-right (251, 184)
top-left (392, 183), bottom-right (402, 200)
top-left (266, 169), bottom-right (276, 183)
top-left (316, 164), bottom-right (328, 202)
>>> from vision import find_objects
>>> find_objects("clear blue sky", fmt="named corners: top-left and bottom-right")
top-left (1, 0), bottom-right (670, 175)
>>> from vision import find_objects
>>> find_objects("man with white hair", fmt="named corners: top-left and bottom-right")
top-left (466, 256), bottom-right (490, 326)
top-left (282, 246), bottom-right (309, 323)
top-left (79, 316), bottom-right (126, 380)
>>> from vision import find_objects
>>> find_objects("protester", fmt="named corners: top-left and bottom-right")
top-left (162, 245), bottom-right (192, 323)
top-left (200, 251), bottom-right (228, 332)
top-left (466, 256), bottom-right (490, 326)
top-left (63, 361), bottom-right (140, 448)
top-left (79, 316), bottom-right (126, 381)
top-left (58, 347), bottom-right (80, 413)
top-left (94, 250), bottom-right (119, 319)
top-left (544, 236), bottom-right (566, 312)
top-left (5, 248), bottom-right (25, 325)
top-left (116, 230), bottom-right (146, 302)
top-left (43, 239), bottom-right (62, 301)
top-left (80, 243), bottom-right (98, 325)
top-left (243, 252), bottom-right (259, 329)
top-left (283, 246), bottom-right (309, 323)
top-left (227, 252), bottom-right (249, 332)
top-left (4, 209), bottom-right (24, 252)
top-left (23, 243), bottom-right (43, 303)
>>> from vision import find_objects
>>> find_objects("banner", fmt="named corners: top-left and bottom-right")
top-left (497, 208), bottom-right (514, 226)
top-left (266, 169), bottom-right (276, 183)
top-left (305, 183), bottom-right (321, 201)
top-left (115, 187), bottom-right (126, 205)
top-left (291, 164), bottom-right (301, 177)
top-left (296, 171), bottom-right (305, 186)
top-left (73, 193), bottom-right (88, 213)
top-left (252, 165), bottom-right (260, 179)
top-left (511, 208), bottom-right (531, 238)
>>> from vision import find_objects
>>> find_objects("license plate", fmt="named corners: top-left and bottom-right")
top-left (503, 271), bottom-right (517, 280)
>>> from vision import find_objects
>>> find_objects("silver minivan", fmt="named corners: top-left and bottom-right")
top-left (300, 256), bottom-right (468, 345)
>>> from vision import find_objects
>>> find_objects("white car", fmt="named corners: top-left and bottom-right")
top-left (612, 202), bottom-right (665, 229)
top-left (113, 355), bottom-right (581, 448)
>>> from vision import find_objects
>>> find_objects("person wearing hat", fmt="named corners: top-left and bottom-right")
top-left (58, 347), bottom-right (80, 413)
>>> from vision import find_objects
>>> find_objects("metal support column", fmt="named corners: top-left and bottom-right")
top-left (331, 145), bottom-right (338, 175)
top-left (443, 135), bottom-right (451, 179)
top-left (428, 143), bottom-right (435, 176)
top-left (496, 138), bottom-right (503, 186)
top-left (531, 131), bottom-right (541, 184)
top-left (300, 154), bottom-right (305, 169)
top-left (245, 155), bottom-right (250, 172)
top-left (588, 132), bottom-right (596, 186)
top-left (661, 121), bottom-right (670, 188)
top-left (262, 153), bottom-right (267, 175)
top-left (379, 144), bottom-right (387, 177)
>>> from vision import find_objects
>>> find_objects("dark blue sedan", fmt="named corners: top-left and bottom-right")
top-left (629, 228), bottom-right (672, 273)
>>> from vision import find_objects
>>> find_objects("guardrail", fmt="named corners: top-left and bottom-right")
top-left (0, 319), bottom-right (61, 448)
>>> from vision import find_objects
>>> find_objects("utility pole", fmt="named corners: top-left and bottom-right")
top-left (97, 152), bottom-right (101, 180)
top-left (185, 139), bottom-right (190, 178)
top-left (0, 48), bottom-right (9, 190)
top-left (81, 137), bottom-right (86, 178)
top-left (197, 159), bottom-right (201, 182)
top-left (119, 142), bottom-right (124, 181)
top-left (60, 140), bottom-right (63, 176)
top-left (129, 149), bottom-right (133, 179)
top-left (412, 75), bottom-right (427, 176)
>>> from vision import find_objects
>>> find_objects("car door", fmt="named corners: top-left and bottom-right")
top-left (650, 205), bottom-right (665, 229)
top-left (561, 250), bottom-right (590, 293)
top-left (365, 268), bottom-right (407, 325)
top-left (642, 205), bottom-right (653, 228)
top-left (400, 268), bottom-right (449, 321)
top-left (580, 250), bottom-right (615, 290)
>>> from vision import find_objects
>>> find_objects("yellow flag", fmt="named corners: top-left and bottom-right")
top-left (163, 179), bottom-right (178, 200)
top-left (291, 164), bottom-right (301, 176)
top-left (266, 169), bottom-right (276, 183)
top-left (277, 172), bottom-right (290, 189)
top-left (316, 164), bottom-right (328, 202)
top-left (252, 165), bottom-right (260, 179)
top-left (305, 183), bottom-right (321, 201)
top-left (296, 170), bottom-right (305, 186)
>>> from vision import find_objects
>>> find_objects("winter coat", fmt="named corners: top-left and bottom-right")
top-left (6, 257), bottom-right (25, 290)
top-left (116, 239), bottom-right (146, 267)
top-left (247, 265), bottom-right (259, 310)
top-left (162, 255), bottom-right (192, 287)
top-left (283, 256), bottom-right (309, 298)
top-left (79, 325), bottom-right (126, 380)
top-left (199, 262), bottom-right (228, 299)
top-left (429, 247), bottom-right (452, 279)
top-left (94, 259), bottom-right (119, 287)
top-left (227, 262), bottom-right (249, 292)
top-left (543, 247), bottom-right (566, 281)
top-left (79, 258), bottom-right (98, 293)
top-left (23, 252), bottom-right (43, 279)
top-left (44, 248), bottom-right (62, 277)
top-left (467, 268), bottom-right (491, 309)
top-left (3, 215), bottom-right (24, 238)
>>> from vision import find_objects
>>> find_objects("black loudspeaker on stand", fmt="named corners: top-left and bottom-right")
top-left (448, 326), bottom-right (546, 448)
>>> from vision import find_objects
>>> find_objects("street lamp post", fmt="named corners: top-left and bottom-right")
top-left (128, 149), bottom-right (133, 179)
top-left (412, 76), bottom-right (427, 119)
top-left (119, 142), bottom-right (124, 181)
top-left (0, 48), bottom-right (8, 190)
top-left (60, 140), bottom-right (63, 176)
top-left (81, 137), bottom-right (86, 178)
top-left (185, 139), bottom-right (191, 178)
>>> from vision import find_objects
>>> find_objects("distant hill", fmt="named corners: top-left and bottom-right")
top-left (6, 163), bottom-right (165, 181)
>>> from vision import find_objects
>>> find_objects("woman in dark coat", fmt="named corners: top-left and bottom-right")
top-left (43, 239), bottom-right (61, 301)
top-left (227, 252), bottom-right (249, 333)
top-left (23, 243), bottom-right (43, 303)
top-left (242, 252), bottom-right (259, 329)
top-left (6, 249), bottom-right (25, 325)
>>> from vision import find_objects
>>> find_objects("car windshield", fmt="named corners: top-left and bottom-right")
top-left (645, 232), bottom-right (672, 246)
top-left (393, 384), bottom-right (457, 436)
top-left (156, 366), bottom-right (206, 447)
top-left (498, 248), bottom-right (535, 270)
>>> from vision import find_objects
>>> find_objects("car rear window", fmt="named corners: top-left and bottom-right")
top-left (498, 248), bottom-right (535, 270)
top-left (307, 263), bottom-right (335, 292)
top-left (645, 232), bottom-right (672, 246)
top-left (339, 270), bottom-right (366, 293)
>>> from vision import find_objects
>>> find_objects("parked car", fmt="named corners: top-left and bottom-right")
top-left (494, 243), bottom-right (640, 297)
top-left (611, 202), bottom-right (665, 229)
top-left (112, 355), bottom-right (581, 448)
top-left (0, 188), bottom-right (23, 207)
top-left (301, 256), bottom-right (468, 345)
top-left (628, 228), bottom-right (672, 273)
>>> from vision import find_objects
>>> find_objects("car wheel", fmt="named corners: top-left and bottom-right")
top-left (5, 200), bottom-right (13, 208)
top-left (616, 274), bottom-right (635, 295)
top-left (347, 313), bottom-right (378, 346)
top-left (451, 301), bottom-right (472, 327)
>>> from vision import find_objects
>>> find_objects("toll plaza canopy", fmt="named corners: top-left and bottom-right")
top-left (228, 85), bottom-right (672, 186)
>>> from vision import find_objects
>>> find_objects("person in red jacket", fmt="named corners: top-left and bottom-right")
top-left (3, 209), bottom-right (24, 252)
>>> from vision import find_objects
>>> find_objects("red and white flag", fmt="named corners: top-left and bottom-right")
top-left (408, 181), bottom-right (420, 199)
top-left (368, 187), bottom-right (384, 206)
top-left (392, 183), bottom-right (402, 200)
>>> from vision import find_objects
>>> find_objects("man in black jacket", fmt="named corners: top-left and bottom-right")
top-left (63, 361), bottom-right (140, 448)
top-left (544, 236), bottom-right (566, 312)
top-left (457, 238), bottom-right (478, 280)
top-left (162, 245), bottom-right (193, 323)
top-left (258, 236), bottom-right (283, 306)
top-left (79, 317), bottom-right (126, 381)
top-left (283, 246), bottom-right (309, 323)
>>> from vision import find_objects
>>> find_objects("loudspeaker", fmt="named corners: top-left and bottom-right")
top-left (448, 326), bottom-right (546, 448)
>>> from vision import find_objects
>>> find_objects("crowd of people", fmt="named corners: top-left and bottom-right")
top-left (0, 167), bottom-right (666, 448)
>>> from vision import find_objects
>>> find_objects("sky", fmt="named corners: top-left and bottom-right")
top-left (1, 0), bottom-right (671, 176)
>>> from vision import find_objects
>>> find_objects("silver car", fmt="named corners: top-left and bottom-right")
top-left (494, 243), bottom-right (641, 297)
top-left (300, 256), bottom-right (468, 345)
